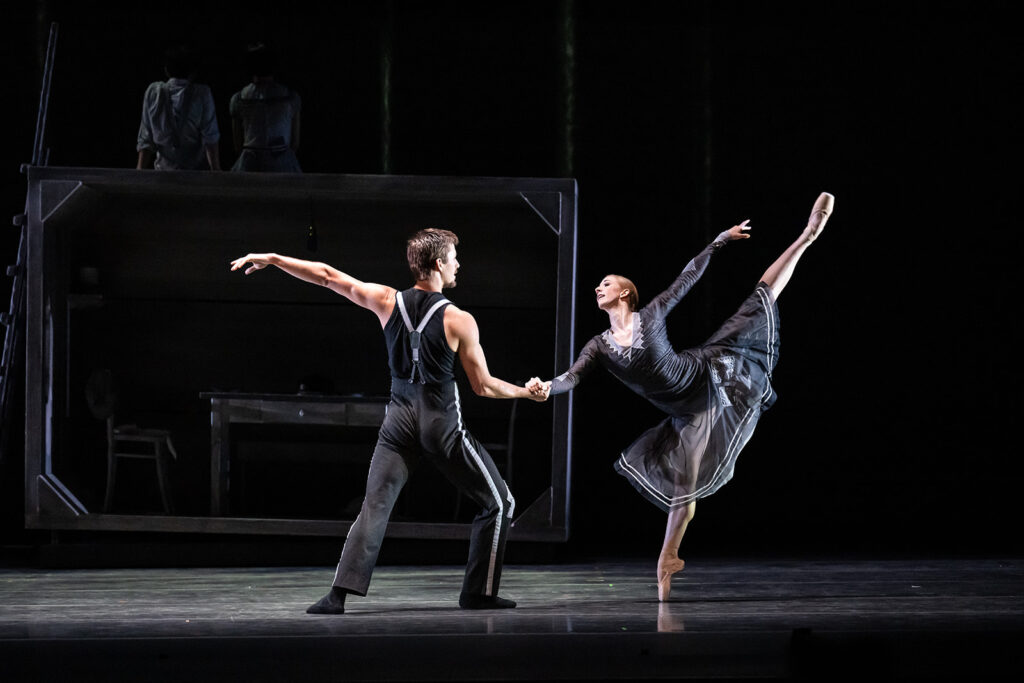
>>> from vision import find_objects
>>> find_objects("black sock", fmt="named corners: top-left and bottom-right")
top-left (459, 593), bottom-right (517, 609)
top-left (306, 587), bottom-right (347, 615)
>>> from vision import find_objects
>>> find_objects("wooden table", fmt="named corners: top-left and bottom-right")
top-left (201, 392), bottom-right (389, 515)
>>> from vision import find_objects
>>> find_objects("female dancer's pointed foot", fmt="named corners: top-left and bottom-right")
top-left (657, 556), bottom-right (685, 602)
top-left (803, 192), bottom-right (835, 242)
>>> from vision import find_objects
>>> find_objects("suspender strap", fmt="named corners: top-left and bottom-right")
top-left (395, 292), bottom-right (450, 383)
top-left (165, 82), bottom-right (194, 150)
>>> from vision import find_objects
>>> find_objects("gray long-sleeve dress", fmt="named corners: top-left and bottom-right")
top-left (550, 239), bottom-right (780, 512)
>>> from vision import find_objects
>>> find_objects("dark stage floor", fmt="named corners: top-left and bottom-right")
top-left (2, 557), bottom-right (1023, 681)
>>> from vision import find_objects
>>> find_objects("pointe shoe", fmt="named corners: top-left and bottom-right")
top-left (804, 192), bottom-right (835, 242)
top-left (657, 557), bottom-right (685, 602)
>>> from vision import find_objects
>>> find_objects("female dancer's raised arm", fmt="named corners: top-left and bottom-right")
top-left (643, 222), bottom-right (751, 319)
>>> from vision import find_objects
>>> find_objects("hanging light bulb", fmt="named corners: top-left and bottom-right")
top-left (307, 195), bottom-right (318, 252)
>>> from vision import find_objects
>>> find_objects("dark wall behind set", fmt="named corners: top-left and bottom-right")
top-left (2, 0), bottom-right (1021, 560)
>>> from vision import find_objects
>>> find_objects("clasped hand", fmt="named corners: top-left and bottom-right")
top-left (525, 377), bottom-right (552, 402)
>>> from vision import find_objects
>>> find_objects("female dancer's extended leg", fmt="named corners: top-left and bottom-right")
top-left (658, 501), bottom-right (695, 601)
top-left (759, 192), bottom-right (834, 300)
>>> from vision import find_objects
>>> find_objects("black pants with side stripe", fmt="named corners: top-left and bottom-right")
top-left (332, 379), bottom-right (515, 598)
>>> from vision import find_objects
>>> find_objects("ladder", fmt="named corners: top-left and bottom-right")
top-left (1, 22), bottom-right (58, 464)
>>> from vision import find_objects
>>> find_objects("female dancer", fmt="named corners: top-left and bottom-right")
top-left (529, 192), bottom-right (834, 600)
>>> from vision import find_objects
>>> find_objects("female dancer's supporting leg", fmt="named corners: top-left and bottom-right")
top-left (655, 191), bottom-right (834, 602)
top-left (658, 501), bottom-right (695, 601)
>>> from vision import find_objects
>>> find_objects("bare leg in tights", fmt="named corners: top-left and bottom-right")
top-left (656, 191), bottom-right (835, 602)
top-left (760, 192), bottom-right (834, 300)
top-left (658, 501), bottom-right (695, 601)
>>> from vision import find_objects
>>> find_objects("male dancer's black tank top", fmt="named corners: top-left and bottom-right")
top-left (383, 288), bottom-right (455, 384)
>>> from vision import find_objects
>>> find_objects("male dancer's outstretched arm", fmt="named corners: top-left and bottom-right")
top-left (230, 252), bottom-right (395, 326)
top-left (230, 252), bottom-right (547, 401)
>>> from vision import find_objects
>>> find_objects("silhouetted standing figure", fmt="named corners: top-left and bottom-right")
top-left (229, 43), bottom-right (302, 173)
top-left (136, 44), bottom-right (221, 171)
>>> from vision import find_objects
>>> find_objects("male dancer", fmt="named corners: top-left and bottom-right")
top-left (230, 229), bottom-right (547, 613)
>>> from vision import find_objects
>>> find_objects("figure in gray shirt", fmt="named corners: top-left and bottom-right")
top-left (229, 42), bottom-right (302, 173)
top-left (136, 45), bottom-right (221, 171)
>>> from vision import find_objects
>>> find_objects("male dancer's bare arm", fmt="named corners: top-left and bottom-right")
top-left (229, 253), bottom-right (395, 326)
top-left (445, 307), bottom-right (548, 402)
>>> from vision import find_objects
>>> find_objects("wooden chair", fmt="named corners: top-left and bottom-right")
top-left (85, 369), bottom-right (176, 514)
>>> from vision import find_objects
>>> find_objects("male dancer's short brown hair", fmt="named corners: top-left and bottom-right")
top-left (407, 228), bottom-right (459, 281)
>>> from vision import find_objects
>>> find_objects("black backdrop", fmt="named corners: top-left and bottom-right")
top-left (1, 0), bottom-right (1021, 561)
